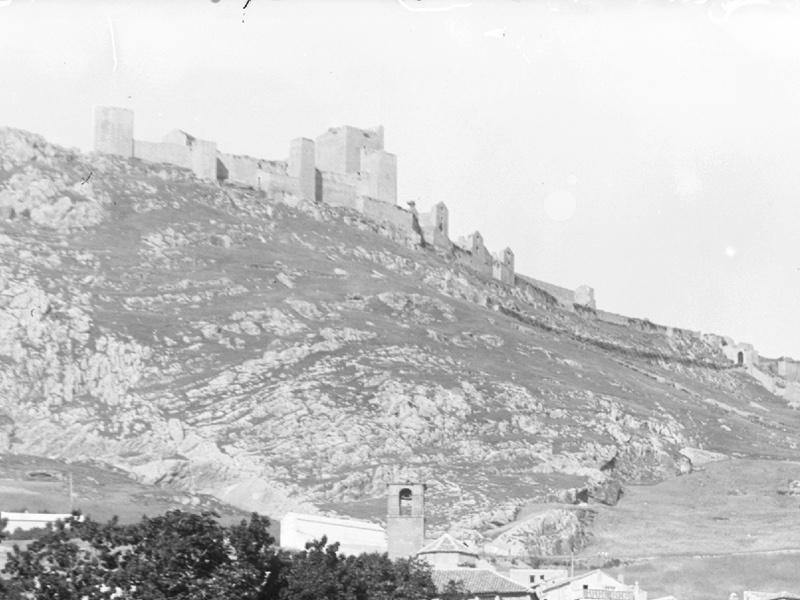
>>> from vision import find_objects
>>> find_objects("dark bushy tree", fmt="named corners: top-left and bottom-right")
top-left (2, 510), bottom-right (279, 600)
top-left (0, 511), bottom-right (437, 600)
top-left (278, 536), bottom-right (436, 600)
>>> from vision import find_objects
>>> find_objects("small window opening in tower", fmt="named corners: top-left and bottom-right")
top-left (398, 488), bottom-right (413, 516)
top-left (737, 351), bottom-right (744, 366)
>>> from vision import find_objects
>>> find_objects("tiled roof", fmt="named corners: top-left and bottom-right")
top-left (418, 533), bottom-right (477, 555)
top-left (431, 568), bottom-right (532, 596)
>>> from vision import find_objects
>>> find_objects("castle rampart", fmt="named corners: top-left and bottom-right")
top-left (217, 153), bottom-right (270, 188)
top-left (318, 171), bottom-right (361, 210)
top-left (133, 139), bottom-right (191, 169)
top-left (89, 106), bottom-right (800, 372)
top-left (456, 231), bottom-right (493, 277)
top-left (358, 196), bottom-right (418, 239)
top-left (90, 107), bottom-right (598, 320)
top-left (516, 275), bottom-right (596, 310)
top-left (596, 310), bottom-right (629, 327)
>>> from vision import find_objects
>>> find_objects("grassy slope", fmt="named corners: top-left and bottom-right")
top-left (0, 129), bottom-right (799, 594)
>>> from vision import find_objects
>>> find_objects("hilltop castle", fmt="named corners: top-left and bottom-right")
top-left (90, 106), bottom-right (775, 370)
top-left (93, 105), bottom-right (597, 312)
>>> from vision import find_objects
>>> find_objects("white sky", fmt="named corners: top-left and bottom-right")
top-left (3, 0), bottom-right (800, 358)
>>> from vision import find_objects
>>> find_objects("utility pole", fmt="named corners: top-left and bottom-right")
top-left (68, 472), bottom-right (74, 512)
top-left (570, 550), bottom-right (574, 578)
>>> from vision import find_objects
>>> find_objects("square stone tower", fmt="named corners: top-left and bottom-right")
top-left (315, 125), bottom-right (384, 175)
top-left (93, 106), bottom-right (134, 157)
top-left (386, 482), bottom-right (425, 559)
top-left (289, 137), bottom-right (316, 202)
top-left (189, 139), bottom-right (218, 181)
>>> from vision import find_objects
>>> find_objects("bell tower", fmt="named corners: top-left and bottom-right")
top-left (386, 482), bottom-right (426, 559)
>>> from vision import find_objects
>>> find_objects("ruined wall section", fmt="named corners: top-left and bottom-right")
top-left (357, 196), bottom-right (418, 241)
top-left (418, 202), bottom-right (450, 249)
top-left (596, 310), bottom-right (629, 326)
top-left (492, 248), bottom-right (515, 285)
top-left (455, 232), bottom-right (493, 278)
top-left (517, 275), bottom-right (574, 308)
top-left (516, 275), bottom-right (596, 309)
top-left (574, 285), bottom-right (596, 309)
top-left (217, 153), bottom-right (263, 187)
top-left (778, 358), bottom-right (800, 381)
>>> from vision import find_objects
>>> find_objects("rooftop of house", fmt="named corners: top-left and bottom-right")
top-left (536, 570), bottom-right (626, 593)
top-left (430, 567), bottom-right (532, 596)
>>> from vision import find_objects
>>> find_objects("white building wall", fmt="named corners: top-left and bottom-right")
top-left (1, 512), bottom-right (78, 532)
top-left (280, 512), bottom-right (387, 556)
top-left (539, 571), bottom-right (647, 600)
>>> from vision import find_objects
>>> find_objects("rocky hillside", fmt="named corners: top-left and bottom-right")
top-left (0, 127), bottom-right (798, 556)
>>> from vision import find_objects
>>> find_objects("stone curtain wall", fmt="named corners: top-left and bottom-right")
top-left (358, 196), bottom-right (418, 241)
top-left (516, 275), bottom-right (575, 308)
top-left (319, 171), bottom-right (361, 210)
top-left (217, 153), bottom-right (265, 188)
top-left (133, 140), bottom-right (192, 170)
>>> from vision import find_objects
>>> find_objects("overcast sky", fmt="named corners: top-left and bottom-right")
top-left (2, 0), bottom-right (800, 358)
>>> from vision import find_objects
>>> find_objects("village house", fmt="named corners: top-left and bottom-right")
top-left (508, 568), bottom-right (570, 587)
top-left (417, 533), bottom-right (533, 600)
top-left (533, 569), bottom-right (647, 600)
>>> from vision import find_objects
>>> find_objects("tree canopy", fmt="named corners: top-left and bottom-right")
top-left (0, 510), bottom-right (438, 600)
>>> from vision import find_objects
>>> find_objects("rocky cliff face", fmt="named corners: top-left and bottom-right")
top-left (1, 127), bottom-right (799, 556)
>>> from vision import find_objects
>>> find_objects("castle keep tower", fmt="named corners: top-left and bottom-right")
top-left (386, 482), bottom-right (425, 559)
top-left (93, 106), bottom-right (134, 157)
top-left (315, 125), bottom-right (384, 174)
